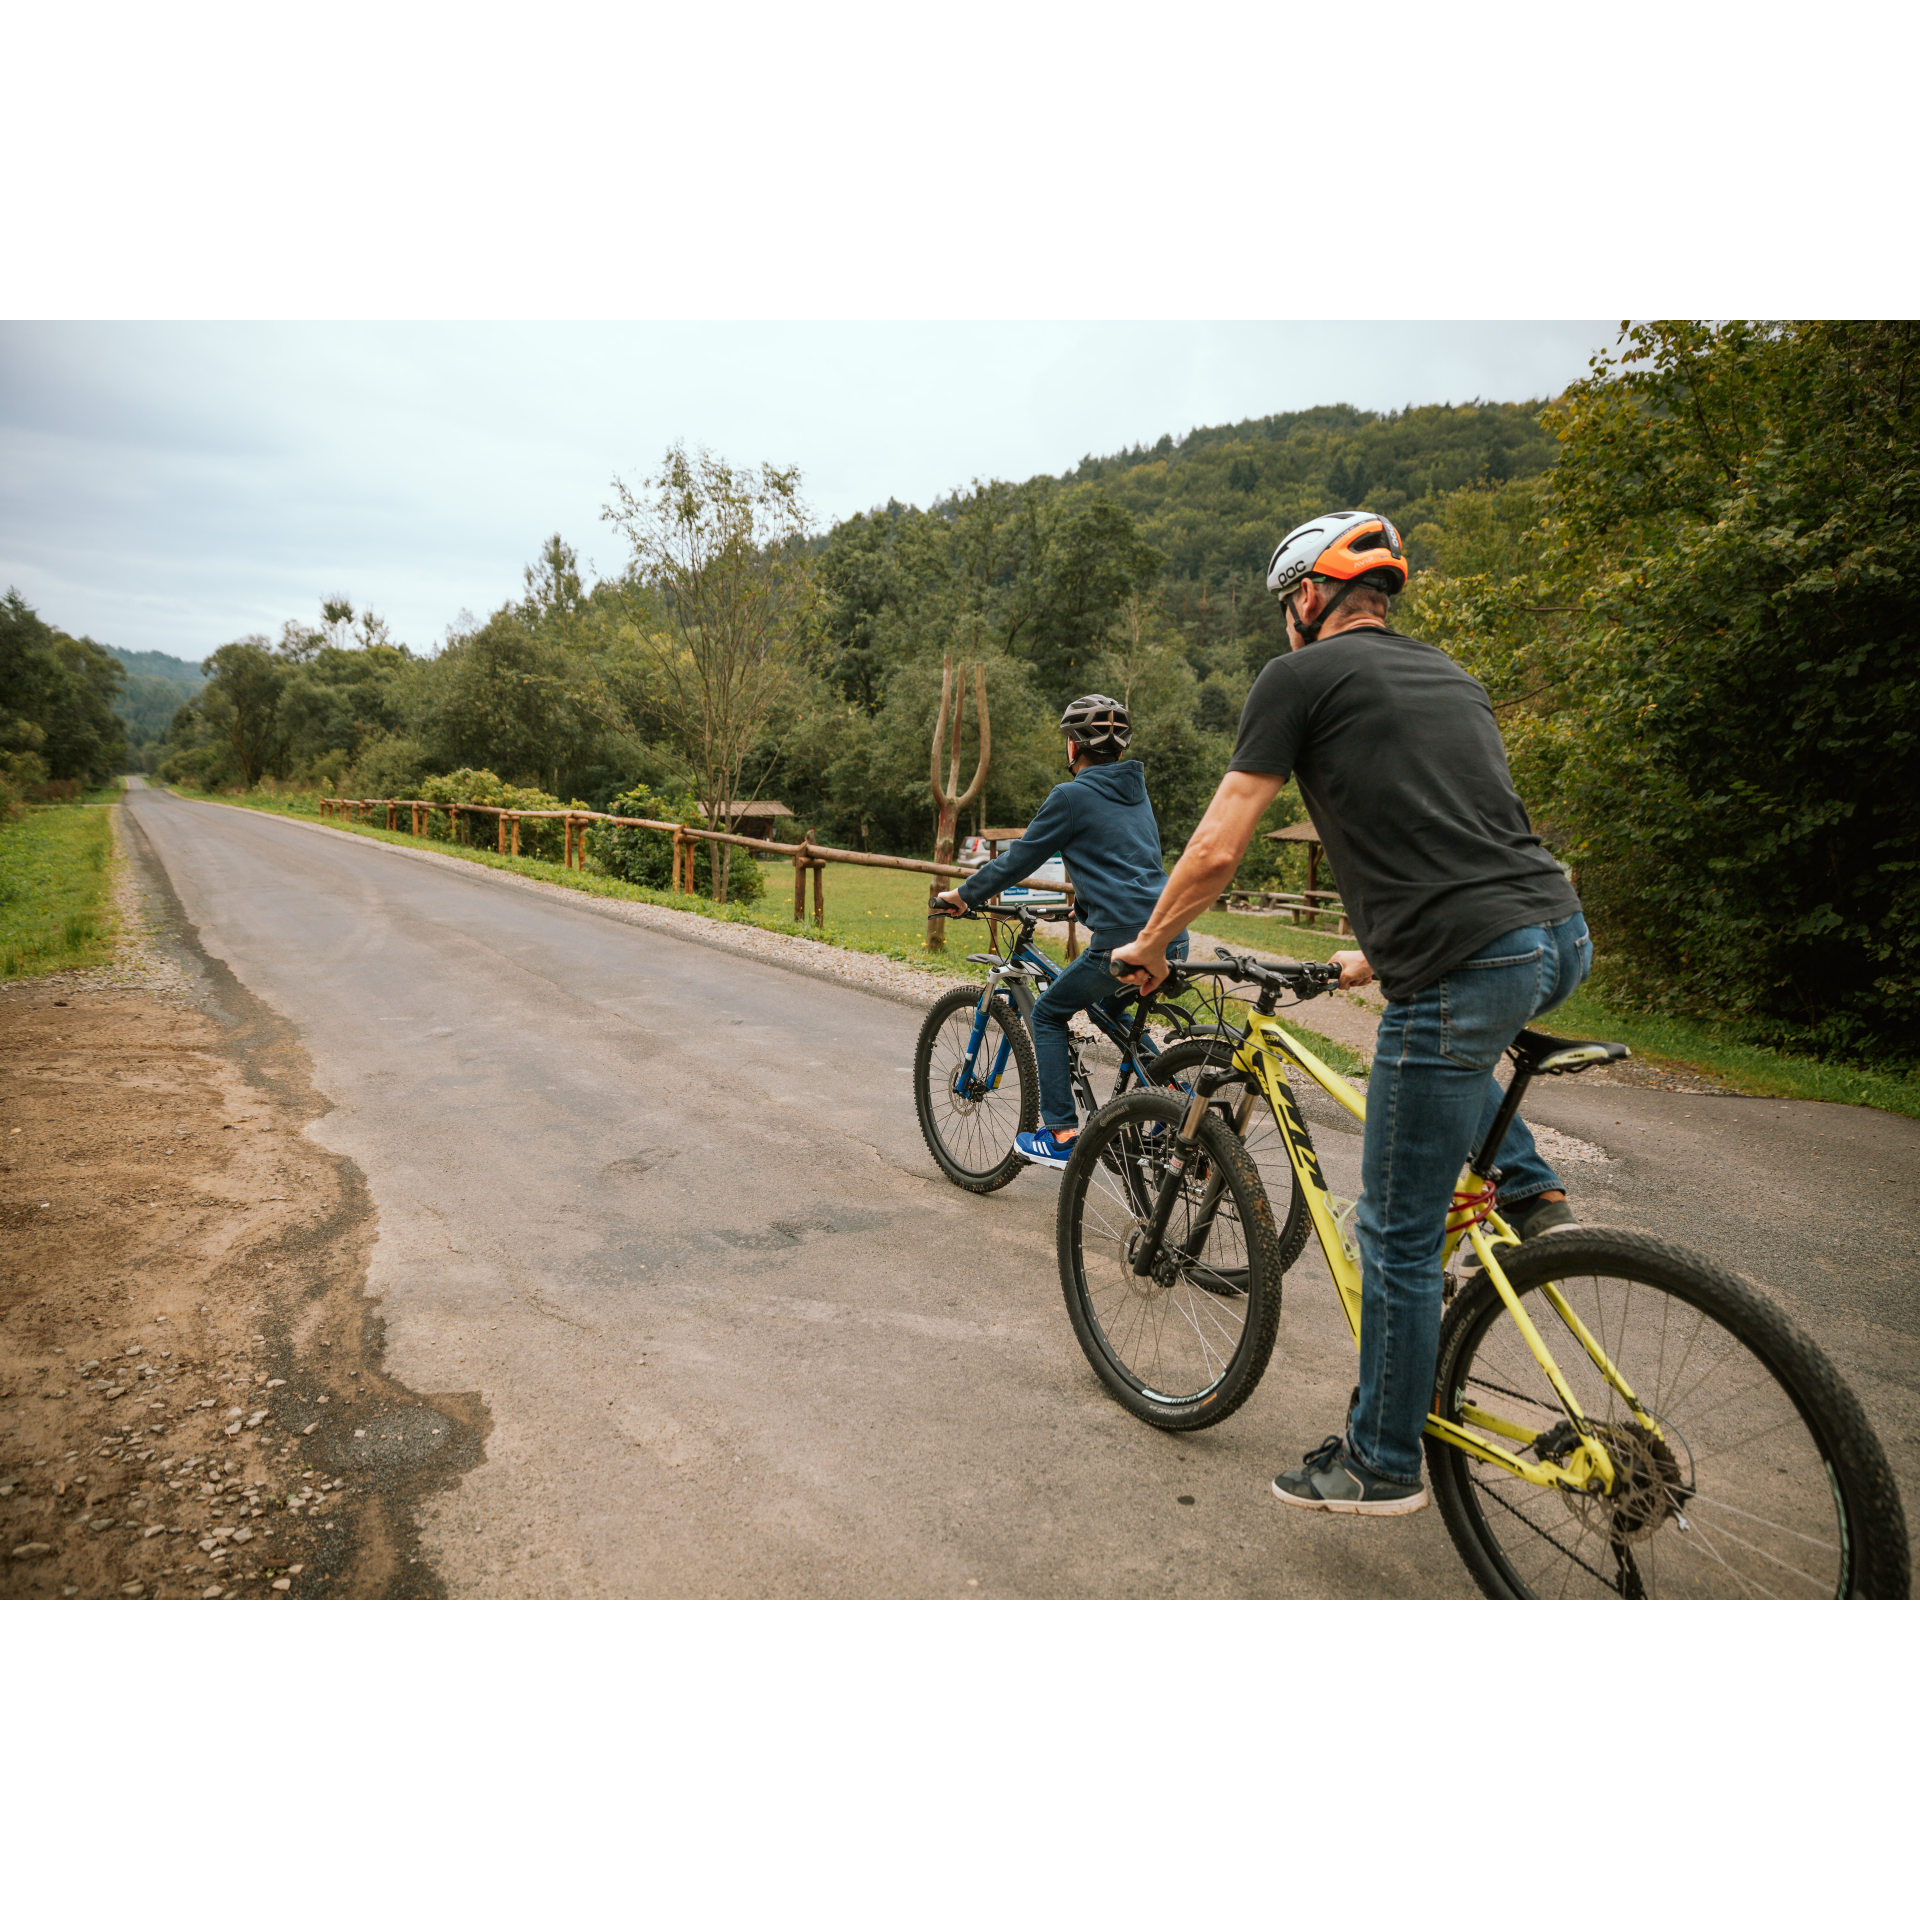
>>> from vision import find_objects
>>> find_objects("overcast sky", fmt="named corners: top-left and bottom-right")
top-left (1, 321), bottom-right (1620, 664)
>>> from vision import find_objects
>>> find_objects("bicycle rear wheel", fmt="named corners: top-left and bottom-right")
top-left (1145, 1037), bottom-right (1312, 1272)
top-left (913, 985), bottom-right (1038, 1193)
top-left (1427, 1226), bottom-right (1909, 1599)
top-left (1057, 1089), bottom-right (1282, 1431)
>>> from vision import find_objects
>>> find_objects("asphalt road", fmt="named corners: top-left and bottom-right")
top-left (122, 787), bottom-right (1919, 1597)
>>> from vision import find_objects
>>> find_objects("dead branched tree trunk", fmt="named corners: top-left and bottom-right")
top-left (925, 655), bottom-right (990, 952)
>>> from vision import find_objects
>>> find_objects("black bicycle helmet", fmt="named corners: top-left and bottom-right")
top-left (1058, 694), bottom-right (1131, 753)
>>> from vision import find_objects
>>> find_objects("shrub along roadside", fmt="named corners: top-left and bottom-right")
top-left (0, 803), bottom-right (118, 978)
top-left (587, 783), bottom-right (766, 903)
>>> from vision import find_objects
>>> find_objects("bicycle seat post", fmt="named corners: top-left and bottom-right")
top-left (1469, 1052), bottom-right (1537, 1181)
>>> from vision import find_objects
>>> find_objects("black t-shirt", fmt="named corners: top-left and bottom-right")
top-left (1228, 627), bottom-right (1579, 1001)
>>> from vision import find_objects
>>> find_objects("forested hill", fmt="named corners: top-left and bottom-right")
top-left (102, 644), bottom-right (203, 749)
top-left (102, 645), bottom-right (202, 686)
top-left (1056, 399), bottom-right (1560, 581)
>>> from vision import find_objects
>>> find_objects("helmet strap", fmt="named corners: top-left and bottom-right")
top-left (1292, 576), bottom-right (1375, 645)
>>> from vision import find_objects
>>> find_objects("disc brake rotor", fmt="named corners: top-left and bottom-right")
top-left (1542, 1419), bottom-right (1691, 1540)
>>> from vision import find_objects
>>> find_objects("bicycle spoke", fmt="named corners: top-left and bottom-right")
top-left (1434, 1239), bottom-right (1882, 1600)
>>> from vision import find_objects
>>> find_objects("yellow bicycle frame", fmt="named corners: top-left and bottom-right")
top-left (1218, 1007), bottom-right (1667, 1498)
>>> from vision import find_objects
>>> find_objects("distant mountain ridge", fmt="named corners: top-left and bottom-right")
top-left (102, 644), bottom-right (204, 685)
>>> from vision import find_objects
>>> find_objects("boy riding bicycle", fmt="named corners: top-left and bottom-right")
top-left (935, 695), bottom-right (1188, 1168)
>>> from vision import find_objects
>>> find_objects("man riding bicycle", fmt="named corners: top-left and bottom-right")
top-left (1111, 510), bottom-right (1590, 1518)
top-left (935, 695), bottom-right (1188, 1169)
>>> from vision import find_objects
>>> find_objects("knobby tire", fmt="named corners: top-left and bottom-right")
top-left (1426, 1226), bottom-right (1909, 1599)
top-left (1057, 1089), bottom-right (1283, 1432)
top-left (913, 985), bottom-right (1038, 1194)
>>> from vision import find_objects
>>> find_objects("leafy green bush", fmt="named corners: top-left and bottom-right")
top-left (587, 784), bottom-right (766, 902)
top-left (341, 734), bottom-right (429, 802)
top-left (411, 768), bottom-right (571, 862)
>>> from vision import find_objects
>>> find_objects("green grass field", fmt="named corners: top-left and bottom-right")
top-left (0, 803), bottom-right (119, 978)
top-left (184, 789), bottom-right (1918, 1118)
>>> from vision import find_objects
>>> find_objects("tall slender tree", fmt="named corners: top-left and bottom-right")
top-left (602, 446), bottom-right (814, 902)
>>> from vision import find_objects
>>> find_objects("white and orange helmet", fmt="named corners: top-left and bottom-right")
top-left (1266, 511), bottom-right (1407, 641)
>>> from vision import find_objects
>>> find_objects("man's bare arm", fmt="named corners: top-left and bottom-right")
top-left (1110, 771), bottom-right (1285, 990)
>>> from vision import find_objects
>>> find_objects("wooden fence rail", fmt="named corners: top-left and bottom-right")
top-left (314, 796), bottom-right (1085, 951)
top-left (1220, 885), bottom-right (1351, 934)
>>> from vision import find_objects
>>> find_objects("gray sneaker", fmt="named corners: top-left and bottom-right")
top-left (1271, 1435), bottom-right (1430, 1516)
top-left (1461, 1196), bottom-right (1577, 1278)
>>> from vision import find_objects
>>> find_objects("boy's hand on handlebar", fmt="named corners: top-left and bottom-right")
top-left (932, 888), bottom-right (968, 917)
top-left (1109, 935), bottom-right (1170, 994)
top-left (1331, 948), bottom-right (1374, 990)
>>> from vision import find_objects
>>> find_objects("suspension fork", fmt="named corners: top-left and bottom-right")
top-left (1128, 1081), bottom-right (1216, 1279)
top-left (1175, 1083), bottom-right (1260, 1259)
top-left (956, 985), bottom-right (1015, 1097)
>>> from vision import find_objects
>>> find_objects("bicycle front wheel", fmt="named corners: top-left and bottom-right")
top-left (1145, 1037), bottom-right (1312, 1272)
top-left (1057, 1089), bottom-right (1283, 1431)
top-left (913, 985), bottom-right (1038, 1193)
top-left (1427, 1226), bottom-right (1909, 1599)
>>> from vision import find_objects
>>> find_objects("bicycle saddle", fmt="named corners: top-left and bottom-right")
top-left (1511, 1028), bottom-right (1632, 1074)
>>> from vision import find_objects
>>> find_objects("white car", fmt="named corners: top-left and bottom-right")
top-left (959, 834), bottom-right (1069, 902)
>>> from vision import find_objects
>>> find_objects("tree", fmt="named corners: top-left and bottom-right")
top-left (924, 656), bottom-right (990, 949)
top-left (198, 639), bottom-right (288, 787)
top-left (1088, 593), bottom-right (1223, 854)
top-left (1404, 323), bottom-right (1920, 1064)
top-left (0, 589), bottom-right (128, 787)
top-left (419, 610), bottom-right (597, 791)
top-left (602, 445), bottom-right (815, 903)
top-left (1544, 322), bottom-right (1920, 1060)
top-left (278, 598), bottom-right (391, 663)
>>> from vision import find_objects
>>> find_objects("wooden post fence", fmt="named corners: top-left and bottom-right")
top-left (308, 799), bottom-right (1096, 949)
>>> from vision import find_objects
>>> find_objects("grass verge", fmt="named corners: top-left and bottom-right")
top-left (1, 803), bottom-right (119, 978)
top-left (1556, 973), bottom-right (1920, 1119)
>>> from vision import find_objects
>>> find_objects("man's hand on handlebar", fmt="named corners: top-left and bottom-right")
top-left (1108, 934), bottom-right (1171, 995)
top-left (1330, 948), bottom-right (1374, 991)
top-left (931, 888), bottom-right (969, 918)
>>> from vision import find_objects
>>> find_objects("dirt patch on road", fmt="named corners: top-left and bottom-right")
top-left (1, 814), bottom-right (487, 1602)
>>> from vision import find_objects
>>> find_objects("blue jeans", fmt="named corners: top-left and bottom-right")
top-left (1031, 933), bottom-right (1190, 1132)
top-left (1349, 913), bottom-right (1593, 1485)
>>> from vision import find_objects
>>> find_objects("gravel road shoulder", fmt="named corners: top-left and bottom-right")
top-left (0, 807), bottom-right (487, 1600)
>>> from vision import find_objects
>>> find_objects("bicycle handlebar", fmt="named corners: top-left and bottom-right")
top-left (928, 889), bottom-right (1076, 926)
top-left (1109, 950), bottom-right (1345, 999)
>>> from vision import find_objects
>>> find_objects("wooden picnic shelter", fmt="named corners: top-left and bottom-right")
top-left (1266, 818), bottom-right (1328, 899)
top-left (697, 799), bottom-right (795, 841)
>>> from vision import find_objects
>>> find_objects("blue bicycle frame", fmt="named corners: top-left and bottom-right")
top-left (952, 935), bottom-right (1164, 1108)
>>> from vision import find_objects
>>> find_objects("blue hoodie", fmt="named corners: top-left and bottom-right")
top-left (957, 759), bottom-right (1170, 950)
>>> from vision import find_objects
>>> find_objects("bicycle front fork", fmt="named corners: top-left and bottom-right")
top-left (1129, 1081), bottom-right (1259, 1279)
top-left (957, 993), bottom-right (1015, 1100)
